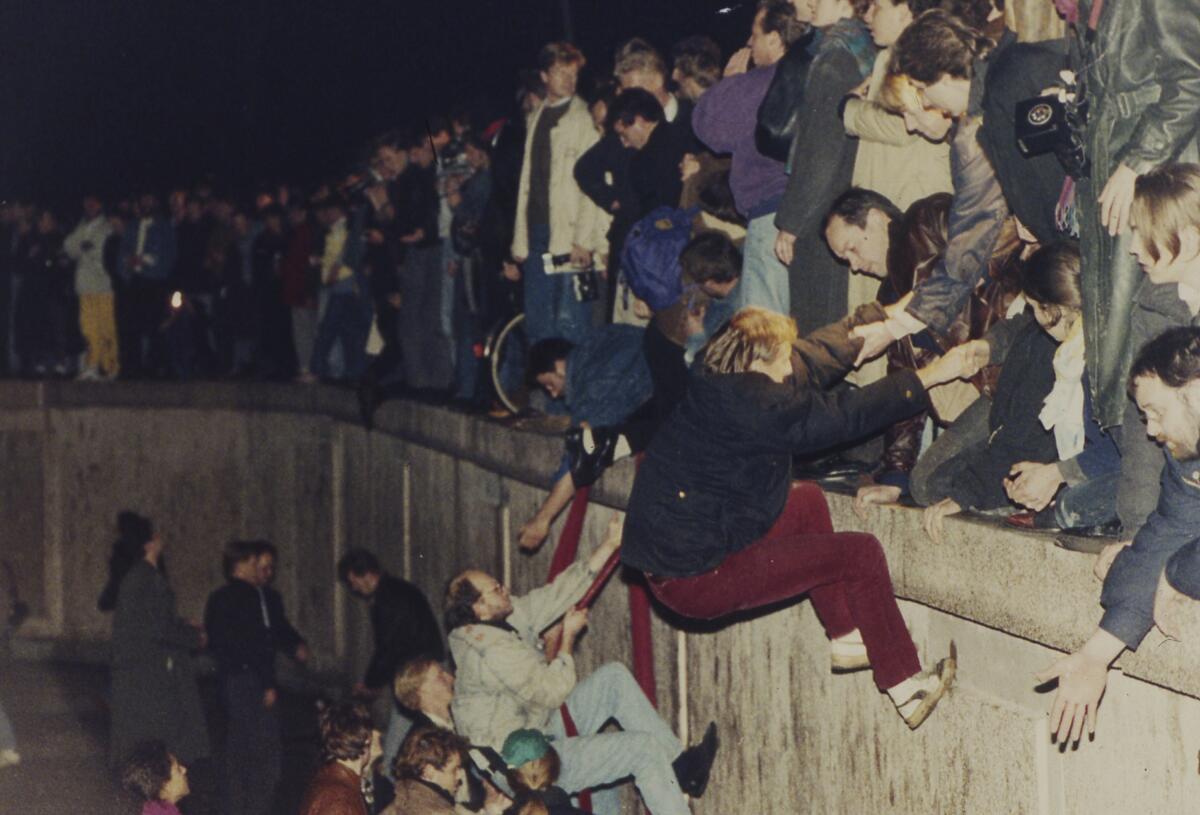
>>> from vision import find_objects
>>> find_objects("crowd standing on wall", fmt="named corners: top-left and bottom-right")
top-left (12, 0), bottom-right (1200, 811)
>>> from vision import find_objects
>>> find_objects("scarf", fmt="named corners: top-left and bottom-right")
top-left (1039, 319), bottom-right (1086, 459)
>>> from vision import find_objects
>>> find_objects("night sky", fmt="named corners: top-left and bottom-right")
top-left (3, 0), bottom-right (756, 210)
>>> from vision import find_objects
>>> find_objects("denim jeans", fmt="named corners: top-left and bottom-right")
top-left (523, 224), bottom-right (593, 344)
top-left (1055, 469), bottom-right (1120, 529)
top-left (734, 214), bottom-right (790, 315)
top-left (0, 697), bottom-right (16, 752)
top-left (380, 701), bottom-right (414, 782)
top-left (399, 244), bottom-right (453, 390)
top-left (545, 663), bottom-right (688, 815)
top-left (311, 286), bottom-right (370, 381)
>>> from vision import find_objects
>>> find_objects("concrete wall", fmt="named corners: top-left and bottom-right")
top-left (4, 383), bottom-right (1200, 814)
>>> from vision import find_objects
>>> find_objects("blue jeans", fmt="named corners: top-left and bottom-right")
top-left (380, 701), bottom-right (414, 782)
top-left (545, 663), bottom-right (688, 815)
top-left (312, 287), bottom-right (370, 381)
top-left (1055, 469), bottom-right (1120, 529)
top-left (734, 213), bottom-right (790, 314)
top-left (523, 224), bottom-right (593, 344)
top-left (0, 697), bottom-right (16, 752)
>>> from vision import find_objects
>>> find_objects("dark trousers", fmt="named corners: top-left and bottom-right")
top-left (220, 673), bottom-right (281, 815)
top-left (398, 243), bottom-right (452, 390)
top-left (312, 290), bottom-right (370, 382)
top-left (124, 277), bottom-right (168, 377)
top-left (647, 481), bottom-right (921, 690)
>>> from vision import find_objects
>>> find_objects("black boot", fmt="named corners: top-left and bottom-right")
top-left (672, 721), bottom-right (718, 798)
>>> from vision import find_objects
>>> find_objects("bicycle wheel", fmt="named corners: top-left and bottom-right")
top-left (487, 312), bottom-right (530, 414)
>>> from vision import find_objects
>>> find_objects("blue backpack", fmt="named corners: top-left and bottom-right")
top-left (620, 206), bottom-right (699, 312)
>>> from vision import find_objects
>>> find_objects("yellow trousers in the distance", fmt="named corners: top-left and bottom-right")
top-left (79, 293), bottom-right (119, 377)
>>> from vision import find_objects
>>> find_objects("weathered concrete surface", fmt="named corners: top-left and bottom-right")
top-left (4, 382), bottom-right (1200, 814)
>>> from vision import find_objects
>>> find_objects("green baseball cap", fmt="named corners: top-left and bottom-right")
top-left (501, 728), bottom-right (551, 767)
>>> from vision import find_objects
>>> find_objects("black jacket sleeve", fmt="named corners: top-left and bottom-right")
top-left (775, 369), bottom-right (930, 455)
top-left (265, 588), bottom-right (306, 657)
top-left (364, 577), bottom-right (445, 689)
top-left (1116, 0), bottom-right (1200, 173)
top-left (755, 33), bottom-right (816, 162)
top-left (205, 584), bottom-right (277, 689)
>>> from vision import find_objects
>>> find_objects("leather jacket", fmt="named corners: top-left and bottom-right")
top-left (903, 32), bottom-right (1015, 336)
top-left (879, 194), bottom-right (1022, 480)
top-left (1069, 0), bottom-right (1200, 427)
top-left (754, 28), bottom-right (818, 162)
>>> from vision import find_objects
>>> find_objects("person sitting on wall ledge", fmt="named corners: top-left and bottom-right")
top-left (621, 306), bottom-right (979, 728)
top-left (444, 518), bottom-right (717, 815)
top-left (1040, 326), bottom-right (1200, 747)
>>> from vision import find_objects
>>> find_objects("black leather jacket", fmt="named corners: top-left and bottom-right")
top-left (1070, 0), bottom-right (1200, 427)
top-left (1073, 0), bottom-right (1200, 176)
top-left (754, 28), bottom-right (818, 162)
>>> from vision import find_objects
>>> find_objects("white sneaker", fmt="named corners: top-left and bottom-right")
top-left (76, 367), bottom-right (101, 381)
top-left (0, 748), bottom-right (21, 768)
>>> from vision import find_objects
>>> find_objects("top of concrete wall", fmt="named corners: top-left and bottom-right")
top-left (7, 380), bottom-right (1200, 701)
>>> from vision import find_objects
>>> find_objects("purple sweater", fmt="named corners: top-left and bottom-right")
top-left (692, 64), bottom-right (788, 219)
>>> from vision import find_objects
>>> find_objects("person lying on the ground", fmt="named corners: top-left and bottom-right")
top-left (445, 519), bottom-right (718, 815)
top-left (621, 306), bottom-right (980, 728)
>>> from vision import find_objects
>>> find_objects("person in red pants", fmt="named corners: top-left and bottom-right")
top-left (621, 306), bottom-right (979, 728)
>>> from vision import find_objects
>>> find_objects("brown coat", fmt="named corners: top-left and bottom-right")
top-left (879, 194), bottom-right (1022, 478)
top-left (382, 779), bottom-right (458, 815)
top-left (297, 763), bottom-right (368, 815)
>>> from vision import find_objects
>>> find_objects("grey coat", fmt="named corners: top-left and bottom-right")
top-left (1070, 0), bottom-right (1200, 426)
top-left (109, 560), bottom-right (208, 767)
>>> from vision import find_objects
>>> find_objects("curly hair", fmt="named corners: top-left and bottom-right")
top-left (120, 740), bottom-right (174, 802)
top-left (393, 726), bottom-right (468, 781)
top-left (318, 702), bottom-right (375, 764)
top-left (444, 572), bottom-right (484, 630)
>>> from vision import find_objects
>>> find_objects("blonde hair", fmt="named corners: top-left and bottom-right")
top-left (878, 72), bottom-right (923, 115)
top-left (509, 750), bottom-right (561, 794)
top-left (393, 657), bottom-right (439, 710)
top-left (1131, 163), bottom-right (1200, 264)
top-left (701, 307), bottom-right (798, 375)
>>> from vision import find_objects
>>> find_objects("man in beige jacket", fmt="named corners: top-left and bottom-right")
top-left (511, 42), bottom-right (604, 344)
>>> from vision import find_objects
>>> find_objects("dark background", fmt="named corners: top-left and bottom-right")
top-left (2, 0), bottom-right (758, 210)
